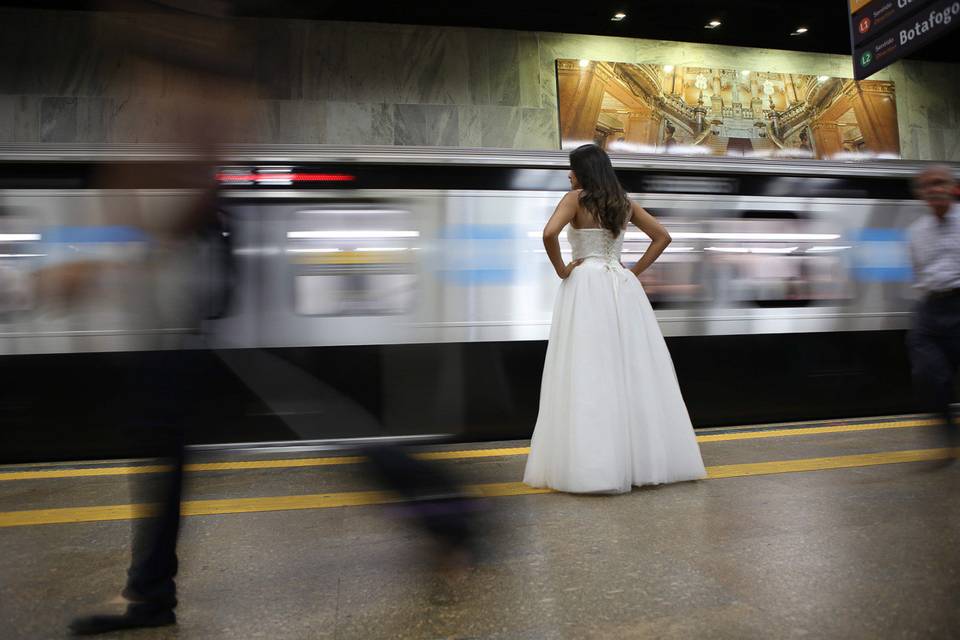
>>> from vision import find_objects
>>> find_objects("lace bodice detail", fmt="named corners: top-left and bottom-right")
top-left (568, 227), bottom-right (624, 263)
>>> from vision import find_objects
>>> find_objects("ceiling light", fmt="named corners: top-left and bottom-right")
top-left (612, 12), bottom-right (626, 21)
top-left (579, 59), bottom-right (589, 68)
top-left (663, 64), bottom-right (674, 72)
top-left (794, 27), bottom-right (808, 34)
top-left (706, 20), bottom-right (721, 29)
top-left (817, 75), bottom-right (830, 82)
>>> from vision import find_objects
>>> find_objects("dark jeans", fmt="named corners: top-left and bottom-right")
top-left (906, 293), bottom-right (960, 446)
top-left (123, 350), bottom-right (196, 613)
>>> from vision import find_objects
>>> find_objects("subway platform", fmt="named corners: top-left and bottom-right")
top-left (1, 415), bottom-right (958, 639)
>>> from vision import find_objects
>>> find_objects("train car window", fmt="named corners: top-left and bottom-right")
top-left (287, 207), bottom-right (417, 317)
top-left (624, 223), bottom-right (710, 309)
top-left (700, 218), bottom-right (852, 307)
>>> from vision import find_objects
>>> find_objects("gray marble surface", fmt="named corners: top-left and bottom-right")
top-left (394, 103), bottom-right (459, 146)
top-left (324, 101), bottom-right (395, 145)
top-left (39, 97), bottom-right (77, 143)
top-left (0, 7), bottom-right (957, 156)
top-left (0, 95), bottom-right (39, 143)
top-left (457, 105), bottom-right (483, 147)
top-left (262, 99), bottom-right (327, 144)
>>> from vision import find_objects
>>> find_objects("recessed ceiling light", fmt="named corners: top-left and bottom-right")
top-left (612, 12), bottom-right (626, 21)
top-left (792, 26), bottom-right (809, 34)
top-left (579, 59), bottom-right (589, 68)
top-left (663, 64), bottom-right (674, 72)
top-left (707, 19), bottom-right (722, 28)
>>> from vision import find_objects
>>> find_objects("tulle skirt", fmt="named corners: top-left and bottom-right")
top-left (523, 258), bottom-right (707, 494)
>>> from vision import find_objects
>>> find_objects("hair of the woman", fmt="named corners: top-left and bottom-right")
top-left (569, 144), bottom-right (631, 236)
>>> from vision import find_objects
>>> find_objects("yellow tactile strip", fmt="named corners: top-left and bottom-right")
top-left (0, 447), bottom-right (952, 528)
top-left (0, 419), bottom-right (938, 482)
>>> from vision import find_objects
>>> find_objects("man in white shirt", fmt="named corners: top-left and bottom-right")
top-left (906, 164), bottom-right (960, 461)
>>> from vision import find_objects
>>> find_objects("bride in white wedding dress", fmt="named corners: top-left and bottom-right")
top-left (523, 144), bottom-right (707, 494)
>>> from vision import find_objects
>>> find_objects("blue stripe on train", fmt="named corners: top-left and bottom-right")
top-left (42, 226), bottom-right (148, 243)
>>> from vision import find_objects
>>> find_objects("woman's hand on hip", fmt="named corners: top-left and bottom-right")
top-left (559, 259), bottom-right (584, 279)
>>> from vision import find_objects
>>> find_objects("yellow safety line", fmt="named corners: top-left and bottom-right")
top-left (0, 420), bottom-right (939, 481)
top-left (0, 447), bottom-right (952, 528)
top-left (705, 447), bottom-right (953, 478)
top-left (696, 418), bottom-right (937, 442)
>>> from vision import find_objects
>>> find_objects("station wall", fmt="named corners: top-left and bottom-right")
top-left (0, 7), bottom-right (958, 160)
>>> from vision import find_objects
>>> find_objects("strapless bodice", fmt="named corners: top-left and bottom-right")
top-left (567, 227), bottom-right (624, 263)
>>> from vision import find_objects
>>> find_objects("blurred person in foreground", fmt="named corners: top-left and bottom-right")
top-left (56, 1), bottom-right (253, 634)
top-left (906, 164), bottom-right (960, 463)
top-left (61, 3), bottom-right (478, 635)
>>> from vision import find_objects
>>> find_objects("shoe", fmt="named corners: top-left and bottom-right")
top-left (69, 608), bottom-right (176, 635)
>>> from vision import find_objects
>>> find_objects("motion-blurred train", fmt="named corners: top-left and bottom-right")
top-left (0, 146), bottom-right (943, 462)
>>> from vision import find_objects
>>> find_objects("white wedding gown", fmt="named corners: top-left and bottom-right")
top-left (523, 227), bottom-right (707, 494)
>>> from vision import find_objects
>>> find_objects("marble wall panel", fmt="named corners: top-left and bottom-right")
top-left (39, 97), bottom-right (78, 143)
top-left (0, 9), bottom-right (93, 96)
top-left (464, 28), bottom-right (538, 107)
top-left (517, 31), bottom-right (542, 108)
top-left (0, 11), bottom-right (29, 94)
top-left (516, 108), bottom-right (559, 150)
top-left (263, 99), bottom-right (326, 144)
top-left (907, 125), bottom-right (932, 160)
top-left (110, 99), bottom-right (194, 143)
top-left (109, 99), bottom-right (151, 143)
top-left (324, 101), bottom-right (395, 145)
top-left (304, 22), bottom-right (403, 104)
top-left (457, 105), bottom-right (483, 147)
top-left (0, 95), bottom-right (39, 143)
top-left (75, 97), bottom-right (116, 143)
top-left (253, 18), bottom-right (307, 100)
top-left (900, 61), bottom-right (959, 131)
top-left (301, 21), bottom-right (349, 102)
top-left (487, 31), bottom-right (521, 107)
top-left (466, 30), bottom-right (492, 105)
top-left (929, 128), bottom-right (960, 161)
top-left (477, 106), bottom-right (522, 149)
top-left (394, 26), bottom-right (470, 105)
top-left (394, 104), bottom-right (458, 146)
top-left (537, 33), bottom-right (560, 107)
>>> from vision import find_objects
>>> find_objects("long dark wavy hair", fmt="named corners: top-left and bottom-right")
top-left (569, 144), bottom-right (631, 236)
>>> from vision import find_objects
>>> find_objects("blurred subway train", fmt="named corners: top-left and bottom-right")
top-left (0, 145), bottom-right (943, 462)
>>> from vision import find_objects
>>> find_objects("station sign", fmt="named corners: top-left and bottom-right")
top-left (851, 0), bottom-right (960, 79)
top-left (851, 0), bottom-right (938, 46)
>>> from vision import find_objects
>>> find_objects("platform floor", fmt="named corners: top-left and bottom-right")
top-left (1, 415), bottom-right (958, 639)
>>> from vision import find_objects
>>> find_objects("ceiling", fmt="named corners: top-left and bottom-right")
top-left (5, 0), bottom-right (960, 62)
